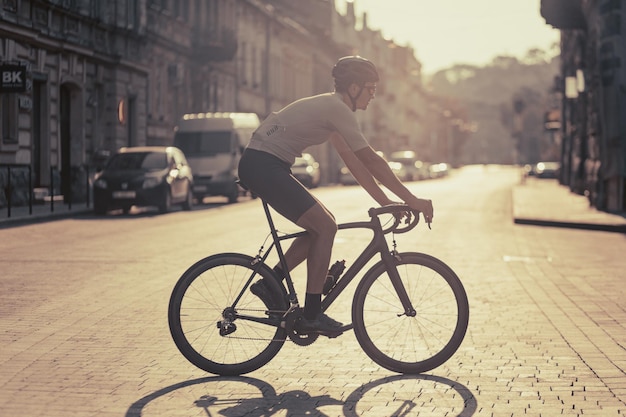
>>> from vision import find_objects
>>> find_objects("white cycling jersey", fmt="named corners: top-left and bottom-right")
top-left (246, 92), bottom-right (369, 165)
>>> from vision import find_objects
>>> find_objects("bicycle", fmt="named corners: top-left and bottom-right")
top-left (168, 188), bottom-right (469, 376)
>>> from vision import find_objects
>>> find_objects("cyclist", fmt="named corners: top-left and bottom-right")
top-left (238, 56), bottom-right (434, 337)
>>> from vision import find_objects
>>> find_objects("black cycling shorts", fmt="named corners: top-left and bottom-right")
top-left (238, 149), bottom-right (318, 223)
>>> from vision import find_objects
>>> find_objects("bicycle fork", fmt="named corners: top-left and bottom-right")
top-left (381, 251), bottom-right (417, 317)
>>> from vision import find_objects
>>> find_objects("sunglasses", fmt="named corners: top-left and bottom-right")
top-left (363, 84), bottom-right (377, 96)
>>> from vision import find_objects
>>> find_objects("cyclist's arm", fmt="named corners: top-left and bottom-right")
top-left (353, 146), bottom-right (434, 222)
top-left (329, 134), bottom-right (395, 206)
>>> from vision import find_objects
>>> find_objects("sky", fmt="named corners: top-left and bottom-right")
top-left (336, 0), bottom-right (561, 75)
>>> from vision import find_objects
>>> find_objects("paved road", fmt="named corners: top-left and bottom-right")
top-left (1, 165), bottom-right (624, 416)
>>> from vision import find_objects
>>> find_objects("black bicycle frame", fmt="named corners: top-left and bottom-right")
top-left (245, 199), bottom-right (416, 317)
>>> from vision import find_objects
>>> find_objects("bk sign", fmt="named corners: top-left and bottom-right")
top-left (0, 64), bottom-right (27, 93)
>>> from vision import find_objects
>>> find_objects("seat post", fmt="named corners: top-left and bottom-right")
top-left (261, 200), bottom-right (289, 269)
top-left (261, 199), bottom-right (300, 304)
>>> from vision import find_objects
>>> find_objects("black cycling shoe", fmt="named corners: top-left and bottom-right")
top-left (250, 278), bottom-right (279, 309)
top-left (294, 313), bottom-right (346, 337)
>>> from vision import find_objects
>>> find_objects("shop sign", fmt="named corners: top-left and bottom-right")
top-left (0, 64), bottom-right (27, 93)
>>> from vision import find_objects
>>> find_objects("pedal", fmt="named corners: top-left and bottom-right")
top-left (316, 323), bottom-right (353, 339)
top-left (338, 323), bottom-right (353, 332)
top-left (217, 320), bottom-right (236, 336)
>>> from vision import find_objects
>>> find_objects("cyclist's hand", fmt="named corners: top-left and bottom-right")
top-left (379, 199), bottom-right (411, 222)
top-left (406, 197), bottom-right (434, 226)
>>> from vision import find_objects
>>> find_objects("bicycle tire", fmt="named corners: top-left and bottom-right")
top-left (168, 253), bottom-right (287, 376)
top-left (352, 252), bottom-right (469, 374)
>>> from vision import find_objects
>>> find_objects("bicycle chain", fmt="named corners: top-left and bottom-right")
top-left (219, 307), bottom-right (318, 345)
top-left (221, 334), bottom-right (318, 345)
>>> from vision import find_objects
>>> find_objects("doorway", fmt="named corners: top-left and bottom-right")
top-left (60, 85), bottom-right (71, 202)
top-left (32, 79), bottom-right (50, 187)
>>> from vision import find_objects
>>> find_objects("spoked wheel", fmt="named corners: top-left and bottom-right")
top-left (352, 252), bottom-right (469, 374)
top-left (168, 253), bottom-right (288, 376)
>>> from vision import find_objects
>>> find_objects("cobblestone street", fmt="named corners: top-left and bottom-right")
top-left (1, 167), bottom-right (624, 416)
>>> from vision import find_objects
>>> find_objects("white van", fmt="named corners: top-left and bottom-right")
top-left (173, 112), bottom-right (260, 203)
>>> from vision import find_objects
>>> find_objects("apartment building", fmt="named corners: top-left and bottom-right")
top-left (0, 0), bottom-right (424, 207)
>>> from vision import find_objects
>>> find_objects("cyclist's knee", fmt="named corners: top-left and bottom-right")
top-left (308, 216), bottom-right (337, 238)
top-left (297, 205), bottom-right (337, 238)
top-left (318, 217), bottom-right (338, 239)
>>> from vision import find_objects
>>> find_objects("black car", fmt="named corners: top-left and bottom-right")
top-left (92, 146), bottom-right (194, 215)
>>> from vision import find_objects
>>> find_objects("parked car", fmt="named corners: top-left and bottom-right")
top-left (388, 161), bottom-right (412, 181)
top-left (292, 153), bottom-right (320, 188)
top-left (534, 161), bottom-right (560, 179)
top-left (92, 146), bottom-right (194, 215)
top-left (338, 150), bottom-right (386, 185)
top-left (338, 165), bottom-right (358, 185)
top-left (428, 162), bottom-right (451, 179)
top-left (388, 150), bottom-right (429, 181)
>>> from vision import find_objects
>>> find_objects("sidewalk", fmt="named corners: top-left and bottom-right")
top-left (0, 201), bottom-right (92, 228)
top-left (512, 177), bottom-right (626, 233)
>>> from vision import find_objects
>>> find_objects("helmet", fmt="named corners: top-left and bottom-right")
top-left (332, 56), bottom-right (379, 86)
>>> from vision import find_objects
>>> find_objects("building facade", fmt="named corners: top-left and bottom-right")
top-left (542, 0), bottom-right (626, 212)
top-left (1, 0), bottom-right (425, 208)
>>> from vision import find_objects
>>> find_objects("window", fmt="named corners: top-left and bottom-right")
top-left (173, 0), bottom-right (188, 20)
top-left (91, 0), bottom-right (103, 19)
top-left (107, 152), bottom-right (168, 171)
top-left (173, 131), bottom-right (231, 156)
top-left (1, 93), bottom-right (18, 145)
top-left (124, 0), bottom-right (139, 29)
top-left (2, 0), bottom-right (17, 13)
top-left (239, 42), bottom-right (247, 85)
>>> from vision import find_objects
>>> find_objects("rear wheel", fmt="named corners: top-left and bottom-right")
top-left (168, 253), bottom-right (287, 376)
top-left (352, 252), bottom-right (469, 374)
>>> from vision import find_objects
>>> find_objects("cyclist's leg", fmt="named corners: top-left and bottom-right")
top-left (273, 234), bottom-right (309, 278)
top-left (292, 203), bottom-right (346, 335)
top-left (239, 149), bottom-right (343, 334)
top-left (295, 202), bottom-right (337, 294)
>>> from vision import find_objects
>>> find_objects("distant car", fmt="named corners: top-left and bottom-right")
top-left (338, 150), bottom-right (385, 185)
top-left (292, 153), bottom-right (320, 188)
top-left (338, 165), bottom-right (358, 185)
top-left (534, 161), bottom-right (560, 179)
top-left (92, 146), bottom-right (194, 215)
top-left (388, 161), bottom-right (412, 181)
top-left (388, 150), bottom-right (428, 181)
top-left (428, 162), bottom-right (451, 179)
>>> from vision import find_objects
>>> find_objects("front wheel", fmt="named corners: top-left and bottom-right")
top-left (352, 252), bottom-right (469, 374)
top-left (168, 253), bottom-right (288, 376)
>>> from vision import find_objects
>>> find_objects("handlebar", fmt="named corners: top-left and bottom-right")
top-left (368, 204), bottom-right (430, 234)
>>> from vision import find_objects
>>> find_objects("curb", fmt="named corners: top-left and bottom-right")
top-left (513, 217), bottom-right (626, 234)
top-left (0, 208), bottom-right (92, 229)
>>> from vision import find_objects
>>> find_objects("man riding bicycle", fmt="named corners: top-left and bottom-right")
top-left (238, 56), bottom-right (434, 337)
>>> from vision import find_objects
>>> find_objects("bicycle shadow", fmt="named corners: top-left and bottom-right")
top-left (125, 373), bottom-right (477, 417)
